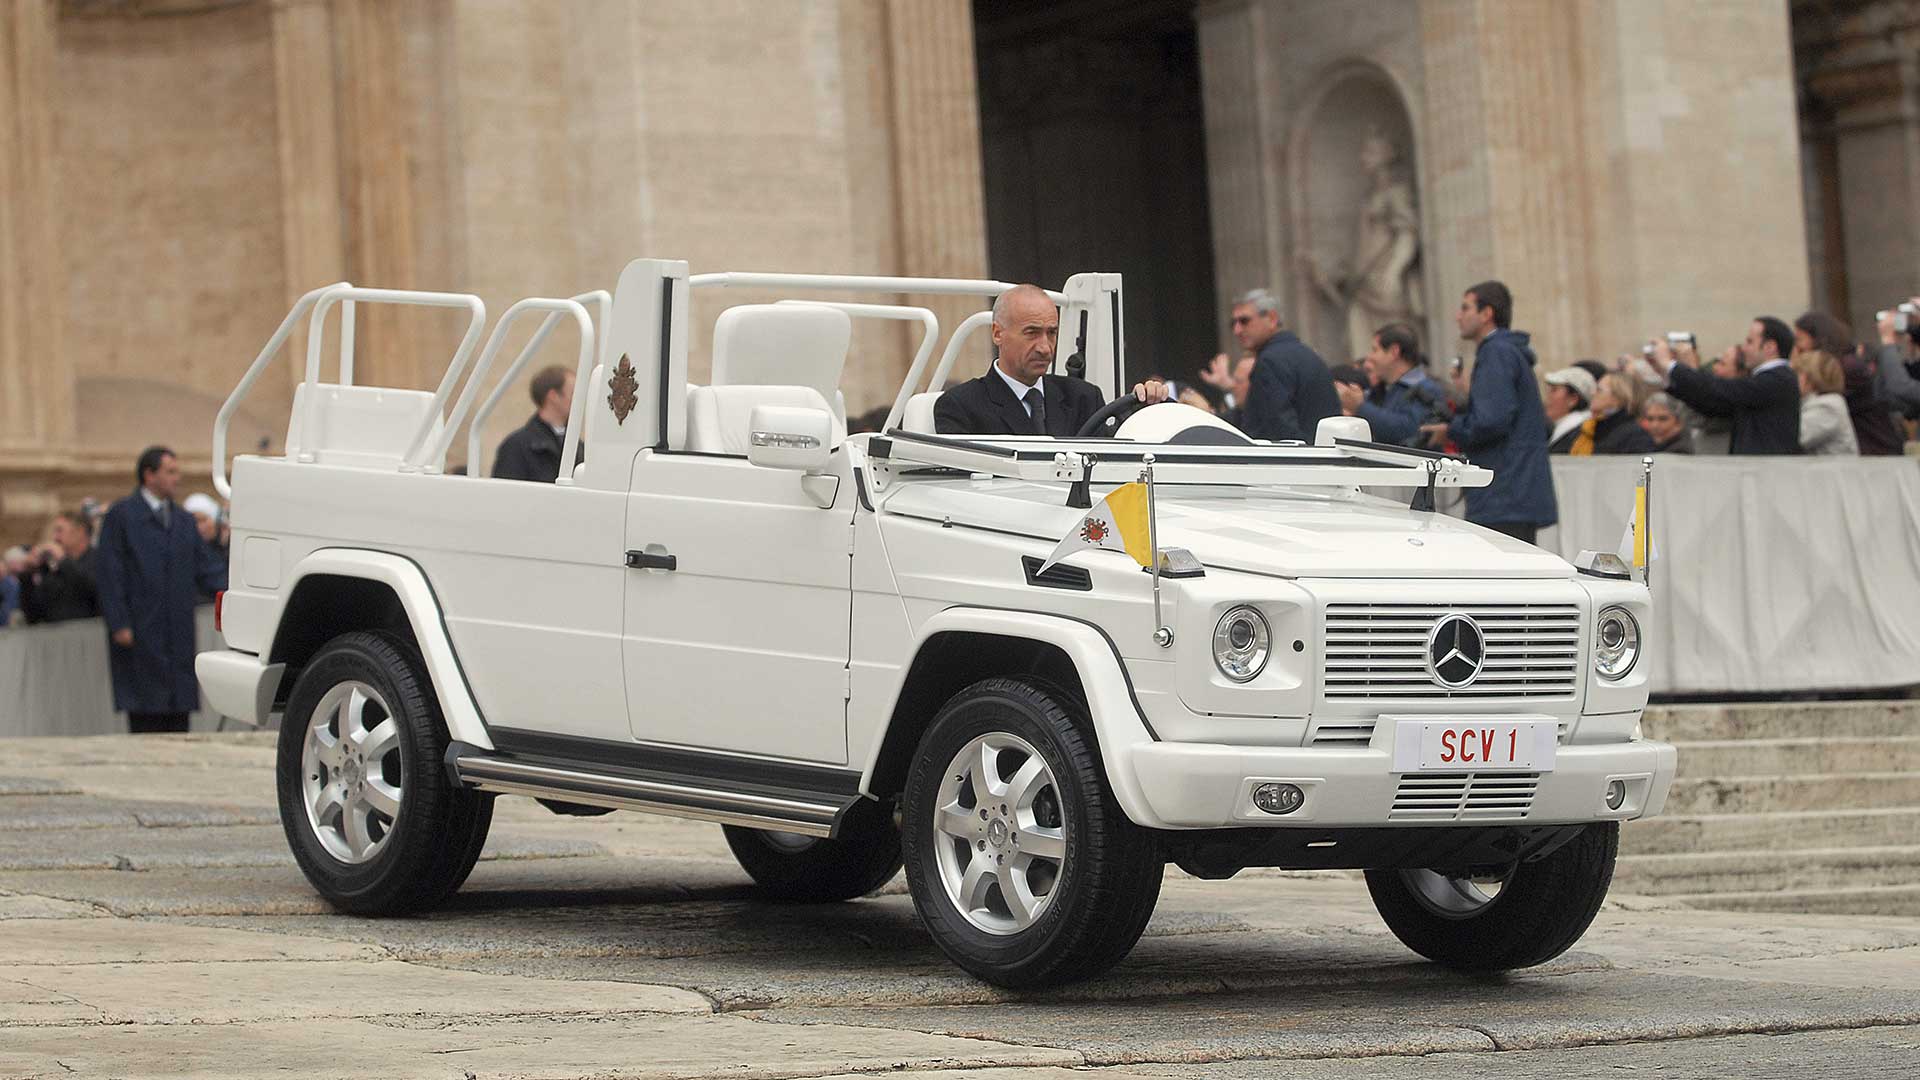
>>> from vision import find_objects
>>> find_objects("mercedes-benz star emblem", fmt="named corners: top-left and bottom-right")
top-left (1425, 613), bottom-right (1486, 689)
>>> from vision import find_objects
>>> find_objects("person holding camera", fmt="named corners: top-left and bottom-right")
top-left (18, 510), bottom-right (101, 625)
top-left (1334, 322), bottom-right (1447, 446)
top-left (1874, 304), bottom-right (1920, 420)
top-left (1648, 317), bottom-right (1801, 454)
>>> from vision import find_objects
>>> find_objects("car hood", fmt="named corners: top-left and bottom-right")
top-left (876, 479), bottom-right (1574, 579)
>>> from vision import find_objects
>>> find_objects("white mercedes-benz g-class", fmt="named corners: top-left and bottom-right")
top-left (199, 259), bottom-right (1674, 987)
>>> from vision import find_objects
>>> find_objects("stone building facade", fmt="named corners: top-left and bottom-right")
top-left (0, 0), bottom-right (1896, 541)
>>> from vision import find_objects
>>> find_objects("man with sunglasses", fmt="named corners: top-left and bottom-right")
top-left (1229, 289), bottom-right (1340, 442)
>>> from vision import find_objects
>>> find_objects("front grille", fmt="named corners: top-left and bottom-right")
top-left (1323, 603), bottom-right (1581, 701)
top-left (1390, 772), bottom-right (1540, 821)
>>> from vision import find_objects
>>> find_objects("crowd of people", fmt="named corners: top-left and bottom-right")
top-left (2, 446), bottom-right (230, 732)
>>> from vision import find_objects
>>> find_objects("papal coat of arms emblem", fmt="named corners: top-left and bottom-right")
top-left (1080, 518), bottom-right (1109, 544)
top-left (607, 355), bottom-right (639, 425)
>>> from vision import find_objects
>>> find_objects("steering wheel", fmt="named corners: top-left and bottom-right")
top-left (1074, 393), bottom-right (1145, 438)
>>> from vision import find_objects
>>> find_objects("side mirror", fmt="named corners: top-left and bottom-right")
top-left (746, 404), bottom-right (834, 473)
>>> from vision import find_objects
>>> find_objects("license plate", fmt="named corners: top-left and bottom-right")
top-left (1390, 720), bottom-right (1556, 773)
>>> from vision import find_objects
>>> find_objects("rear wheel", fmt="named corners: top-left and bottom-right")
top-left (276, 631), bottom-right (493, 915)
top-left (722, 797), bottom-right (902, 902)
top-left (901, 677), bottom-right (1162, 988)
top-left (1365, 821), bottom-right (1618, 971)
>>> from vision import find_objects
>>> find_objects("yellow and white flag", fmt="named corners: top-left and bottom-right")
top-left (1040, 482), bottom-right (1154, 573)
top-left (1616, 479), bottom-right (1657, 569)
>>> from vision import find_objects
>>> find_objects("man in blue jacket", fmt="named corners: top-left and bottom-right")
top-left (1230, 289), bottom-right (1339, 442)
top-left (1337, 322), bottom-right (1446, 446)
top-left (1421, 281), bottom-right (1556, 544)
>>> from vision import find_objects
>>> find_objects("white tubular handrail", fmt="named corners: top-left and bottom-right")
top-left (445, 296), bottom-right (596, 483)
top-left (297, 286), bottom-right (488, 468)
top-left (211, 281), bottom-right (352, 499)
top-left (461, 290), bottom-right (610, 479)
top-left (773, 300), bottom-right (938, 431)
top-left (922, 310), bottom-right (996, 402)
top-left (691, 271), bottom-right (1064, 304)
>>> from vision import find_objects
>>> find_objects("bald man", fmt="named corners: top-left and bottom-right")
top-left (934, 284), bottom-right (1167, 436)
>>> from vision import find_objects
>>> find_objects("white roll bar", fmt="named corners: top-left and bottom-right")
top-left (691, 271), bottom-right (1064, 304)
top-left (445, 292), bottom-right (602, 480)
top-left (296, 286), bottom-right (489, 469)
top-left (211, 281), bottom-right (351, 499)
top-left (773, 300), bottom-right (939, 431)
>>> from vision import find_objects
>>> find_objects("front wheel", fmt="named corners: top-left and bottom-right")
top-left (1365, 821), bottom-right (1619, 971)
top-left (276, 631), bottom-right (493, 915)
top-left (901, 677), bottom-right (1163, 988)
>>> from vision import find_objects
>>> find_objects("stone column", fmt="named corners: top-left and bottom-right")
top-left (269, 0), bottom-right (349, 392)
top-left (883, 0), bottom-right (990, 390)
top-left (1798, 3), bottom-right (1920, 333)
top-left (0, 0), bottom-right (74, 457)
top-left (1196, 0), bottom-right (1274, 350)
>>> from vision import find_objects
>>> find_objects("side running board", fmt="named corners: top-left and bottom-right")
top-left (444, 737), bottom-right (863, 838)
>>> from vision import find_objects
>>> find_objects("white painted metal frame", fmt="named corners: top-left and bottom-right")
top-left (296, 285), bottom-right (490, 469)
top-left (212, 281), bottom-right (349, 498)
top-left (457, 290), bottom-right (612, 482)
top-left (772, 299), bottom-right (939, 429)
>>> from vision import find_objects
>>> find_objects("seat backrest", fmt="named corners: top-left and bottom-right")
top-left (286, 383), bottom-right (443, 470)
top-left (684, 384), bottom-right (846, 456)
top-left (712, 304), bottom-right (851, 422)
top-left (902, 391), bottom-right (942, 434)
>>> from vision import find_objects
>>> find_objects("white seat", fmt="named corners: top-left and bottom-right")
top-left (286, 383), bottom-right (443, 470)
top-left (712, 304), bottom-right (852, 424)
top-left (685, 385), bottom-right (845, 456)
top-left (902, 391), bottom-right (942, 434)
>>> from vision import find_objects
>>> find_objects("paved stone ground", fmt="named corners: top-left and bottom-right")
top-left (1, 734), bottom-right (1917, 1079)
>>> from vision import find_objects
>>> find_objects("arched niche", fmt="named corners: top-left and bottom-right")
top-left (1286, 62), bottom-right (1426, 365)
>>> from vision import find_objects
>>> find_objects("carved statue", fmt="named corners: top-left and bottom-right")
top-left (1301, 131), bottom-right (1424, 360)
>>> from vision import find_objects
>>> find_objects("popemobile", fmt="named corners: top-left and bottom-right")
top-left (197, 259), bottom-right (1675, 987)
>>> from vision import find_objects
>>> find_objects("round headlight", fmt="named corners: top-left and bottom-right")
top-left (1594, 605), bottom-right (1640, 679)
top-left (1213, 605), bottom-right (1271, 682)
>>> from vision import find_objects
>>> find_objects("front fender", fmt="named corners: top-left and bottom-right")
top-left (268, 549), bottom-right (492, 749)
top-left (859, 606), bottom-right (1170, 829)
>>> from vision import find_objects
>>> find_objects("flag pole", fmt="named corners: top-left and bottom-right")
top-left (1640, 456), bottom-right (1654, 595)
top-left (1144, 454), bottom-right (1172, 648)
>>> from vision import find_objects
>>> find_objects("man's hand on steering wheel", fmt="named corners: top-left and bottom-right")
top-left (1133, 379), bottom-right (1171, 405)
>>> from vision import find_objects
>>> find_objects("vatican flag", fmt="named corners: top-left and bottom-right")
top-left (1039, 482), bottom-right (1154, 574)
top-left (1616, 480), bottom-right (1657, 569)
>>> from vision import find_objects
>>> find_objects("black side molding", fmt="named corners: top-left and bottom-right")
top-left (1021, 555), bottom-right (1092, 591)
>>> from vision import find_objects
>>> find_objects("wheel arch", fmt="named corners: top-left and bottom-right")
top-left (268, 550), bottom-right (492, 749)
top-left (859, 607), bottom-right (1163, 828)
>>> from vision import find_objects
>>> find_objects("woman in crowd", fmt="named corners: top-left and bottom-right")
top-left (1793, 349), bottom-right (1859, 455)
top-left (1638, 392), bottom-right (1695, 453)
top-left (1581, 372), bottom-right (1656, 454)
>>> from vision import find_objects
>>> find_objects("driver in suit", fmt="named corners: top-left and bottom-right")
top-left (934, 284), bottom-right (1169, 436)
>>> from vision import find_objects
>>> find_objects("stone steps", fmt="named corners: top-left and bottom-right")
top-left (1639, 700), bottom-right (1919, 742)
top-left (1623, 806), bottom-right (1920, 855)
top-left (1655, 882), bottom-right (1920, 918)
top-left (1614, 845), bottom-right (1920, 896)
top-left (1670, 736), bottom-right (1920, 778)
top-left (1620, 700), bottom-right (1919, 916)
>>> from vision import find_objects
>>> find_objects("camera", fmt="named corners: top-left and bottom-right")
top-left (1448, 356), bottom-right (1463, 374)
top-left (1666, 331), bottom-right (1695, 349)
top-left (1876, 303), bottom-right (1917, 332)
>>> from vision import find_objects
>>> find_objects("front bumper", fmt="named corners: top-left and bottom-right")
top-left (194, 649), bottom-right (285, 728)
top-left (1129, 736), bottom-right (1676, 829)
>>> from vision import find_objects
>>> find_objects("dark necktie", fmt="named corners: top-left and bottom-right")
top-left (1025, 386), bottom-right (1047, 435)
top-left (157, 503), bottom-right (170, 529)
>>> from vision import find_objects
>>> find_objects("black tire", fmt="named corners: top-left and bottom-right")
top-left (901, 677), bottom-right (1163, 988)
top-left (1365, 821), bottom-right (1619, 971)
top-left (276, 631), bottom-right (494, 915)
top-left (722, 797), bottom-right (902, 902)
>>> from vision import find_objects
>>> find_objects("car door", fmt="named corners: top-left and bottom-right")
top-left (620, 450), bottom-right (853, 764)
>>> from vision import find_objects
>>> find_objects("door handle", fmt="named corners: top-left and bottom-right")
top-left (625, 549), bottom-right (677, 571)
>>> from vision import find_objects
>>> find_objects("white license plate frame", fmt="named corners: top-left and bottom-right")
top-left (1389, 718), bottom-right (1557, 773)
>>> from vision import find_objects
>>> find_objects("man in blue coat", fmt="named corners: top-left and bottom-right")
top-left (1422, 281), bottom-right (1557, 544)
top-left (95, 446), bottom-right (228, 733)
top-left (1230, 289), bottom-right (1340, 442)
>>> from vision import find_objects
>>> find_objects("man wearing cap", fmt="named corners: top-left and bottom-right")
top-left (182, 493), bottom-right (230, 599)
top-left (1543, 367), bottom-right (1596, 454)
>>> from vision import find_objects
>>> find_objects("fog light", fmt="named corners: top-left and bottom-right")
top-left (1252, 783), bottom-right (1304, 815)
top-left (1606, 779), bottom-right (1627, 811)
